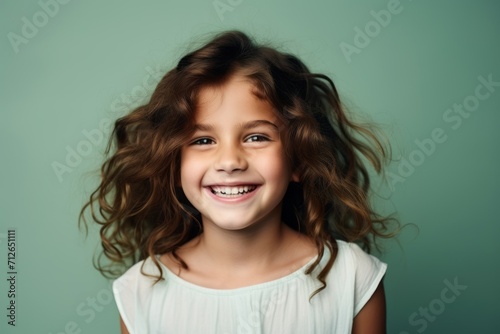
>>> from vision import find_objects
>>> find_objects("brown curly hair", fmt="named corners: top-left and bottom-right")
top-left (80, 30), bottom-right (397, 298)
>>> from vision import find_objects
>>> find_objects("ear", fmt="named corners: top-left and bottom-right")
top-left (291, 171), bottom-right (300, 182)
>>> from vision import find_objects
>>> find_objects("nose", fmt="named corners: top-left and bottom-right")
top-left (214, 142), bottom-right (248, 173)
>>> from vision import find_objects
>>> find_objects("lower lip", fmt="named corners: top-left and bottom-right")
top-left (205, 186), bottom-right (260, 203)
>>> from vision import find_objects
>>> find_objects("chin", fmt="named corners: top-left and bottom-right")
top-left (202, 215), bottom-right (265, 232)
top-left (211, 220), bottom-right (255, 231)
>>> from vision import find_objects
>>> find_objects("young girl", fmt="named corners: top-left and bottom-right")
top-left (81, 30), bottom-right (396, 333)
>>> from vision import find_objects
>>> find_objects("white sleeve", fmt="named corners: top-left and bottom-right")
top-left (348, 243), bottom-right (387, 316)
top-left (113, 262), bottom-right (143, 334)
top-left (113, 258), bottom-right (161, 334)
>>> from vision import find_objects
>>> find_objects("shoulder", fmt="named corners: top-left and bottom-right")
top-left (330, 240), bottom-right (387, 316)
top-left (112, 257), bottom-right (165, 314)
top-left (310, 240), bottom-right (386, 278)
top-left (112, 257), bottom-right (164, 334)
top-left (113, 257), bottom-right (161, 291)
top-left (334, 240), bottom-right (386, 270)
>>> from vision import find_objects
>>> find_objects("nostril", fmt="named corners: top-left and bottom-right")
top-left (214, 150), bottom-right (248, 173)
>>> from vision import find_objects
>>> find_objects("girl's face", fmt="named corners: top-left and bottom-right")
top-left (180, 75), bottom-right (298, 232)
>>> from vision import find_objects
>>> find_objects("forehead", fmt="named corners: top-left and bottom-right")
top-left (194, 75), bottom-right (279, 124)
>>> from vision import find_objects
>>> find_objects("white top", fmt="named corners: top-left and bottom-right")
top-left (113, 240), bottom-right (386, 334)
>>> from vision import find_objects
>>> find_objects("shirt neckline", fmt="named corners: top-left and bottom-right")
top-left (154, 248), bottom-right (329, 295)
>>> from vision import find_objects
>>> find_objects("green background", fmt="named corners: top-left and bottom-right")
top-left (1, 0), bottom-right (499, 333)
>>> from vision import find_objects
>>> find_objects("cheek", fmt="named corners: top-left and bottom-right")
top-left (180, 151), bottom-right (201, 189)
top-left (256, 149), bottom-right (292, 183)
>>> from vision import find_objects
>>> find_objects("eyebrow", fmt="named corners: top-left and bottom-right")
top-left (242, 120), bottom-right (279, 131)
top-left (194, 120), bottom-right (280, 132)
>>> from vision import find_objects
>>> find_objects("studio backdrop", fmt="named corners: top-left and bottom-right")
top-left (1, 0), bottom-right (499, 333)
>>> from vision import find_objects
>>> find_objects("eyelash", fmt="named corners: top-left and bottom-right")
top-left (189, 135), bottom-right (270, 145)
top-left (245, 135), bottom-right (270, 142)
top-left (191, 138), bottom-right (215, 145)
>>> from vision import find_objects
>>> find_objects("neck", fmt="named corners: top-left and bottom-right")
top-left (197, 217), bottom-right (293, 273)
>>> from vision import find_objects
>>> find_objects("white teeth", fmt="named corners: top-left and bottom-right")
top-left (210, 185), bottom-right (257, 197)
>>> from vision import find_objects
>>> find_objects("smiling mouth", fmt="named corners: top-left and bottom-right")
top-left (210, 185), bottom-right (258, 197)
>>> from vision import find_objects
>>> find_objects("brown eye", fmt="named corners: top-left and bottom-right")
top-left (245, 135), bottom-right (269, 143)
top-left (191, 138), bottom-right (215, 145)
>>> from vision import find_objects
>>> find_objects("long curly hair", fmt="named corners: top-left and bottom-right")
top-left (80, 30), bottom-right (397, 298)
